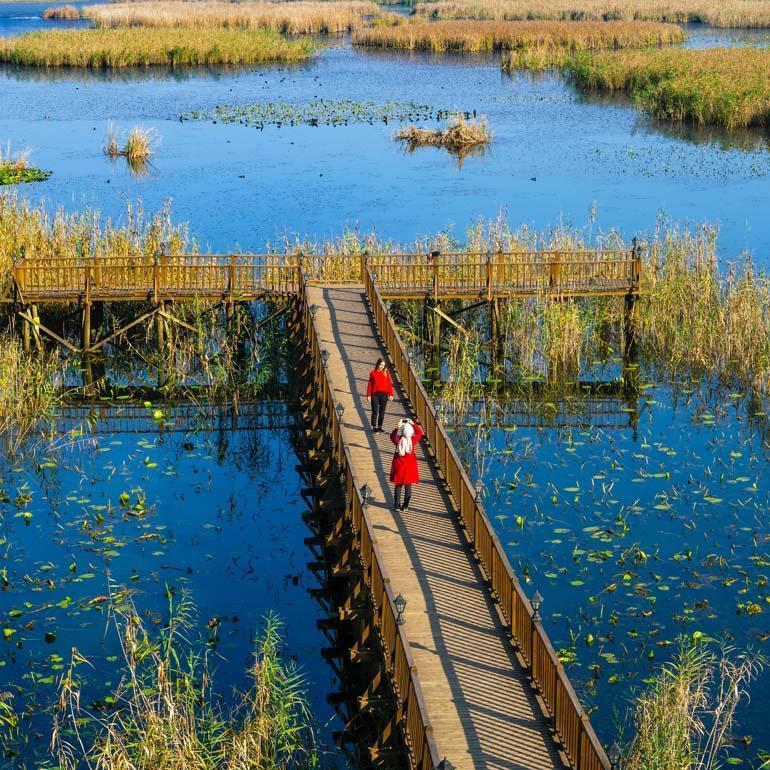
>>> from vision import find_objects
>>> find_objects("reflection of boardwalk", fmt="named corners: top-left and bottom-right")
top-left (53, 399), bottom-right (291, 434)
top-left (309, 285), bottom-right (565, 770)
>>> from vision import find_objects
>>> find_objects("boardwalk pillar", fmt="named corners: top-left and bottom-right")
top-left (82, 302), bottom-right (91, 352)
top-left (21, 307), bottom-right (30, 353)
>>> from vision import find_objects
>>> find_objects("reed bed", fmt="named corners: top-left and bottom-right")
top-left (42, 5), bottom-right (79, 19)
top-left (353, 19), bottom-right (684, 53)
top-left (84, 0), bottom-right (387, 35)
top-left (0, 27), bottom-right (314, 68)
top-left (53, 596), bottom-right (318, 770)
top-left (624, 641), bottom-right (763, 770)
top-left (567, 47), bottom-right (770, 128)
top-left (411, 0), bottom-right (770, 28)
top-left (396, 113), bottom-right (491, 156)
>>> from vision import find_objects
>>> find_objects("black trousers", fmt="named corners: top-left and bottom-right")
top-left (394, 484), bottom-right (412, 508)
top-left (370, 392), bottom-right (388, 428)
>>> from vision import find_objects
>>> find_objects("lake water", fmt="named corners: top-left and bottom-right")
top-left (0, 14), bottom-right (768, 260)
top-left (2, 5), bottom-right (770, 764)
top-left (0, 392), bottom-right (347, 767)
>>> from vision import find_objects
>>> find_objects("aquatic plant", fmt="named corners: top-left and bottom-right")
top-left (395, 113), bottom-right (492, 157)
top-left (182, 99), bottom-right (459, 129)
top-left (0, 143), bottom-right (51, 186)
top-left (53, 595), bottom-right (319, 770)
top-left (0, 28), bottom-right (314, 68)
top-left (42, 5), bottom-right (80, 20)
top-left (0, 336), bottom-right (62, 450)
top-left (624, 641), bottom-right (763, 770)
top-left (567, 47), bottom-right (770, 128)
top-left (411, 0), bottom-right (770, 28)
top-left (85, 1), bottom-right (391, 35)
top-left (352, 19), bottom-right (685, 53)
top-left (105, 123), bottom-right (159, 170)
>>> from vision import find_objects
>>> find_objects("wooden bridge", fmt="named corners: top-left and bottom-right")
top-left (14, 250), bottom-right (637, 769)
top-left (294, 269), bottom-right (613, 770)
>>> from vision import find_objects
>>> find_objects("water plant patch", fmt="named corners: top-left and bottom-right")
top-left (182, 99), bottom-right (464, 128)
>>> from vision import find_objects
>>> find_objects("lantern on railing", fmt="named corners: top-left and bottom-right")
top-left (321, 349), bottom-right (330, 366)
top-left (531, 590), bottom-right (543, 622)
top-left (394, 593), bottom-right (407, 625)
top-left (310, 304), bottom-right (318, 319)
top-left (361, 483), bottom-right (372, 508)
top-left (474, 478), bottom-right (483, 501)
top-left (335, 402), bottom-right (345, 421)
top-left (437, 759), bottom-right (454, 770)
top-left (608, 743), bottom-right (622, 770)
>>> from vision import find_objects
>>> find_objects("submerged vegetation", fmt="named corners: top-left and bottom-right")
top-left (410, 0), bottom-right (770, 27)
top-left (624, 642), bottom-right (763, 770)
top-left (567, 47), bottom-right (770, 128)
top-left (85, 0), bottom-right (389, 35)
top-left (0, 28), bottom-right (314, 68)
top-left (41, 5), bottom-right (79, 20)
top-left (183, 99), bottom-right (460, 128)
top-left (396, 113), bottom-right (491, 160)
top-left (353, 19), bottom-right (685, 53)
top-left (0, 143), bottom-right (51, 186)
top-left (53, 597), bottom-right (318, 770)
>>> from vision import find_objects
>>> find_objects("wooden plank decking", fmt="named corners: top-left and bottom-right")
top-left (309, 284), bottom-right (566, 770)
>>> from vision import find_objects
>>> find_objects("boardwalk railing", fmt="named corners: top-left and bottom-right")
top-left (298, 279), bottom-right (441, 770)
top-left (11, 249), bottom-right (641, 303)
top-left (364, 268), bottom-right (611, 770)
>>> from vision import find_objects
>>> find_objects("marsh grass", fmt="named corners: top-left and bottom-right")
top-left (624, 641), bottom-right (763, 770)
top-left (353, 19), bottom-right (685, 52)
top-left (105, 124), bottom-right (159, 175)
top-left (411, 0), bottom-right (770, 28)
top-left (85, 1), bottom-right (389, 35)
top-left (396, 113), bottom-right (491, 159)
top-left (567, 47), bottom-right (770, 128)
top-left (0, 27), bottom-right (314, 68)
top-left (53, 594), bottom-right (319, 770)
top-left (0, 142), bottom-right (51, 186)
top-left (42, 4), bottom-right (79, 19)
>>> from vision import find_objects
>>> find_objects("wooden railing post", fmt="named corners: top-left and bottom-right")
top-left (549, 252), bottom-right (562, 292)
top-left (153, 256), bottom-right (160, 304)
top-left (486, 249), bottom-right (493, 300)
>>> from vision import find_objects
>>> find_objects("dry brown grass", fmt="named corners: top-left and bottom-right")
top-left (84, 1), bottom-right (388, 34)
top-left (353, 19), bottom-right (684, 52)
top-left (42, 5), bottom-right (80, 20)
top-left (396, 113), bottom-right (491, 156)
top-left (412, 0), bottom-right (770, 28)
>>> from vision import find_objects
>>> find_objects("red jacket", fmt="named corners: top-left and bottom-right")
top-left (389, 424), bottom-right (423, 485)
top-left (366, 369), bottom-right (393, 398)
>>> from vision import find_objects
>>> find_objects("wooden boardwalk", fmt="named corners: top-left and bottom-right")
top-left (309, 284), bottom-right (567, 770)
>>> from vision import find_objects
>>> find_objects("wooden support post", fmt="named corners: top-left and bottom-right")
top-left (82, 302), bottom-right (91, 352)
top-left (22, 306), bottom-right (30, 353)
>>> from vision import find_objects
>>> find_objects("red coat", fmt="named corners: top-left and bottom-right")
top-left (366, 369), bottom-right (393, 397)
top-left (389, 424), bottom-right (423, 485)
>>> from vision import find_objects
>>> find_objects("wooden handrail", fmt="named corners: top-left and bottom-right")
top-left (10, 250), bottom-right (642, 303)
top-left (298, 278), bottom-right (441, 770)
top-left (362, 267), bottom-right (611, 770)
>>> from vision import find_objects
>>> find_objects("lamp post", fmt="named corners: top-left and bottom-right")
top-left (335, 402), bottom-right (344, 421)
top-left (531, 590), bottom-right (543, 622)
top-left (394, 593), bottom-right (407, 625)
top-left (361, 483), bottom-right (372, 508)
top-left (438, 759), bottom-right (454, 770)
top-left (321, 349), bottom-right (329, 367)
top-left (608, 742), bottom-right (622, 770)
top-left (474, 478), bottom-right (483, 501)
top-left (310, 304), bottom-right (318, 319)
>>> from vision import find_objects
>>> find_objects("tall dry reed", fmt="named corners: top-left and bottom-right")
top-left (0, 27), bottom-right (314, 67)
top-left (354, 18), bottom-right (684, 52)
top-left (412, 0), bottom-right (770, 28)
top-left (567, 47), bottom-right (770, 128)
top-left (85, 0), bottom-right (387, 35)
top-left (42, 5), bottom-right (79, 19)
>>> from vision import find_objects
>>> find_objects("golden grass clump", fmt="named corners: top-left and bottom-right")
top-left (353, 19), bottom-right (684, 53)
top-left (0, 27), bottom-right (314, 68)
top-left (0, 336), bottom-right (61, 449)
top-left (396, 113), bottom-right (491, 156)
top-left (105, 123), bottom-right (159, 171)
top-left (411, 0), bottom-right (770, 28)
top-left (567, 47), bottom-right (770, 128)
top-left (42, 5), bottom-right (80, 20)
top-left (84, 1), bottom-right (388, 35)
top-left (53, 596), bottom-right (319, 770)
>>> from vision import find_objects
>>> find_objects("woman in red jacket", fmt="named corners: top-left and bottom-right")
top-left (390, 418), bottom-right (423, 511)
top-left (366, 358), bottom-right (394, 432)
